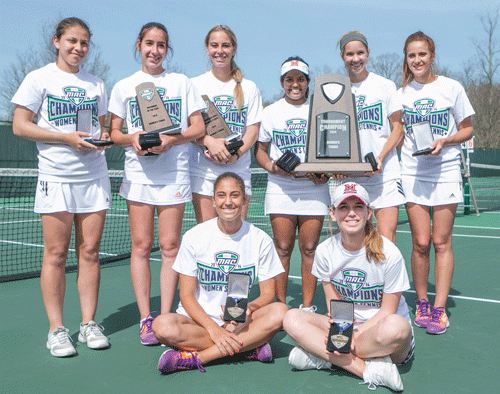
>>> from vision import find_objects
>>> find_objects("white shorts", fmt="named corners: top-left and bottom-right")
top-left (119, 182), bottom-right (191, 206)
top-left (190, 175), bottom-right (252, 197)
top-left (34, 177), bottom-right (112, 214)
top-left (363, 179), bottom-right (406, 210)
top-left (265, 189), bottom-right (330, 216)
top-left (402, 177), bottom-right (463, 206)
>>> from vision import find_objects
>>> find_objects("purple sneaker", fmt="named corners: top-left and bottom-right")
top-left (426, 307), bottom-right (450, 335)
top-left (158, 349), bottom-right (206, 374)
top-left (140, 315), bottom-right (159, 346)
top-left (414, 299), bottom-right (431, 328)
top-left (245, 343), bottom-right (273, 363)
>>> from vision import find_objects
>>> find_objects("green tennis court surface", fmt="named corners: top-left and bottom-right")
top-left (1, 208), bottom-right (499, 393)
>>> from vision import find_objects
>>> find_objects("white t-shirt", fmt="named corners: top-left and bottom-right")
top-left (398, 76), bottom-right (475, 182)
top-left (11, 63), bottom-right (108, 182)
top-left (312, 233), bottom-right (411, 324)
top-left (173, 218), bottom-right (284, 326)
top-left (349, 72), bottom-right (402, 186)
top-left (189, 71), bottom-right (263, 184)
top-left (108, 70), bottom-right (205, 185)
top-left (259, 97), bottom-right (330, 196)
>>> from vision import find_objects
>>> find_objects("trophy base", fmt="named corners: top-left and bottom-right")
top-left (294, 162), bottom-right (373, 177)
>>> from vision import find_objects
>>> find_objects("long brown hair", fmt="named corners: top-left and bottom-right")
top-left (402, 31), bottom-right (435, 87)
top-left (331, 205), bottom-right (385, 263)
top-left (205, 25), bottom-right (244, 111)
top-left (364, 220), bottom-right (385, 264)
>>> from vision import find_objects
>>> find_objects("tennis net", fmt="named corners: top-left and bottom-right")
top-left (3, 164), bottom-right (496, 282)
top-left (467, 163), bottom-right (500, 213)
top-left (0, 168), bottom-right (275, 281)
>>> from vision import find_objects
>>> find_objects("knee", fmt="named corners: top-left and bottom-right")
top-left (132, 238), bottom-right (154, 258)
top-left (78, 242), bottom-right (100, 263)
top-left (413, 237), bottom-right (431, 256)
top-left (283, 308), bottom-right (303, 335)
top-left (43, 247), bottom-right (69, 268)
top-left (375, 315), bottom-right (411, 346)
top-left (152, 314), bottom-right (182, 345)
top-left (159, 239), bottom-right (180, 259)
top-left (274, 241), bottom-right (294, 260)
top-left (266, 302), bottom-right (289, 329)
top-left (299, 243), bottom-right (317, 260)
top-left (432, 235), bottom-right (452, 254)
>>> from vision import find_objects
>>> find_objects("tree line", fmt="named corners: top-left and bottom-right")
top-left (2, 11), bottom-right (499, 149)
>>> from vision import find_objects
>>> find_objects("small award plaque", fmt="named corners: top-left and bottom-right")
top-left (201, 95), bottom-right (242, 156)
top-left (326, 299), bottom-right (354, 354)
top-left (223, 273), bottom-right (251, 323)
top-left (294, 74), bottom-right (372, 176)
top-left (135, 82), bottom-right (181, 136)
top-left (77, 109), bottom-right (114, 146)
top-left (76, 109), bottom-right (93, 135)
top-left (201, 95), bottom-right (232, 139)
top-left (411, 121), bottom-right (434, 156)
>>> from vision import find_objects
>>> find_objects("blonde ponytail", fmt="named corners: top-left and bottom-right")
top-left (364, 220), bottom-right (385, 264)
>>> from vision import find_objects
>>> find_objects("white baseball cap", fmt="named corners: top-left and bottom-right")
top-left (332, 182), bottom-right (370, 208)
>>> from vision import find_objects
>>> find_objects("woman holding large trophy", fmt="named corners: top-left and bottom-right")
top-left (108, 22), bottom-right (205, 345)
top-left (338, 31), bottom-right (405, 244)
top-left (255, 57), bottom-right (330, 311)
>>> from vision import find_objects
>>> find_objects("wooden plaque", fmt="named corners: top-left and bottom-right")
top-left (135, 82), bottom-right (181, 135)
top-left (201, 95), bottom-right (233, 139)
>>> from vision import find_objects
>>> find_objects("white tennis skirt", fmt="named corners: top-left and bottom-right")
top-left (119, 182), bottom-right (191, 206)
top-left (402, 177), bottom-right (463, 206)
top-left (34, 177), bottom-right (112, 214)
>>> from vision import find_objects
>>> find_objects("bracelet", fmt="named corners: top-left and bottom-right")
top-left (270, 160), bottom-right (275, 173)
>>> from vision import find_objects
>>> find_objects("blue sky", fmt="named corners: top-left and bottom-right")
top-left (1, 0), bottom-right (498, 114)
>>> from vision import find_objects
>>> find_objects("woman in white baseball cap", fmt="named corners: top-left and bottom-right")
top-left (283, 182), bottom-right (413, 392)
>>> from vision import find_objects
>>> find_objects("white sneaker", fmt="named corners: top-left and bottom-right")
top-left (299, 304), bottom-right (317, 313)
top-left (289, 346), bottom-right (332, 370)
top-left (362, 355), bottom-right (403, 391)
top-left (47, 326), bottom-right (76, 357)
top-left (78, 321), bottom-right (109, 349)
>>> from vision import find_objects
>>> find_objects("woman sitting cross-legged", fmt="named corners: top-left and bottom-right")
top-left (152, 172), bottom-right (288, 373)
top-left (283, 182), bottom-right (414, 392)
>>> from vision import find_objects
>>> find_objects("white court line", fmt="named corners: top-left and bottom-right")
top-left (0, 219), bottom-right (40, 224)
top-left (0, 240), bottom-right (44, 248)
top-left (396, 230), bottom-right (500, 239)
top-left (454, 225), bottom-right (500, 230)
top-left (288, 275), bottom-right (500, 304)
